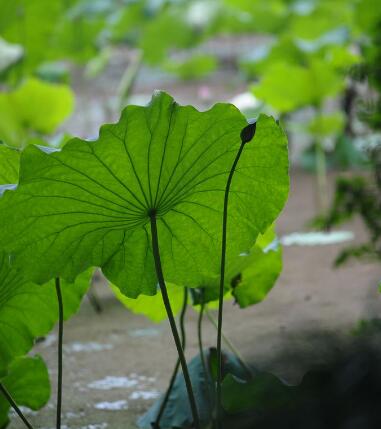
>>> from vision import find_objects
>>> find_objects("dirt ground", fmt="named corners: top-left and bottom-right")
top-left (8, 168), bottom-right (380, 429)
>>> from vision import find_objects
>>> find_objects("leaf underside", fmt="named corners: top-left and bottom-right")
top-left (0, 355), bottom-right (50, 428)
top-left (0, 143), bottom-right (19, 184)
top-left (0, 252), bottom-right (92, 376)
top-left (0, 91), bottom-right (289, 298)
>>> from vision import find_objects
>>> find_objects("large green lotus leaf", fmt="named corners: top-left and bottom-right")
top-left (111, 282), bottom-right (185, 323)
top-left (0, 78), bottom-right (74, 147)
top-left (0, 143), bottom-right (19, 184)
top-left (0, 355), bottom-right (50, 428)
top-left (252, 60), bottom-right (343, 113)
top-left (0, 252), bottom-right (92, 376)
top-left (0, 91), bottom-right (288, 298)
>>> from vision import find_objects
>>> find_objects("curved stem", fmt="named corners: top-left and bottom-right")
top-left (197, 298), bottom-right (213, 410)
top-left (149, 214), bottom-right (200, 429)
top-left (55, 278), bottom-right (63, 429)
top-left (216, 141), bottom-right (247, 428)
top-left (198, 301), bottom-right (208, 380)
top-left (179, 289), bottom-right (188, 351)
top-left (0, 383), bottom-right (34, 429)
top-left (315, 140), bottom-right (328, 212)
top-left (154, 288), bottom-right (188, 428)
top-left (117, 49), bottom-right (143, 109)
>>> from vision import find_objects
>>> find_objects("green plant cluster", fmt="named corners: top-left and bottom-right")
top-left (0, 91), bottom-right (289, 428)
top-left (315, 16), bottom-right (381, 270)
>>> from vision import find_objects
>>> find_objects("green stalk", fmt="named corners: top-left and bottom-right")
top-left (198, 301), bottom-right (208, 382)
top-left (154, 287), bottom-right (188, 428)
top-left (0, 383), bottom-right (34, 429)
top-left (117, 49), bottom-right (143, 109)
top-left (216, 122), bottom-right (256, 428)
top-left (315, 140), bottom-right (328, 212)
top-left (55, 278), bottom-right (63, 429)
top-left (149, 212), bottom-right (200, 429)
top-left (197, 298), bottom-right (213, 409)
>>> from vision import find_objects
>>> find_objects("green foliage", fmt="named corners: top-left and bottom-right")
top-left (0, 0), bottom-right (103, 71)
top-left (222, 372), bottom-right (294, 414)
top-left (315, 158), bottom-right (381, 266)
top-left (316, 15), bottom-right (381, 266)
top-left (116, 224), bottom-right (282, 320)
top-left (306, 112), bottom-right (345, 138)
top-left (0, 37), bottom-right (23, 76)
top-left (191, 225), bottom-right (282, 308)
top-left (0, 143), bottom-right (19, 184)
top-left (240, 37), bottom-right (305, 79)
top-left (138, 349), bottom-right (248, 429)
top-left (355, 0), bottom-right (381, 33)
top-left (0, 78), bottom-right (74, 147)
top-left (222, 0), bottom-right (289, 34)
top-left (0, 356), bottom-right (50, 427)
top-left (0, 252), bottom-right (92, 376)
top-left (0, 91), bottom-right (289, 299)
top-left (111, 282), bottom-right (184, 323)
top-left (0, 0), bottom-right (65, 70)
top-left (252, 59), bottom-right (343, 113)
top-left (288, 1), bottom-right (352, 40)
top-left (232, 238), bottom-right (282, 308)
top-left (139, 12), bottom-right (196, 65)
top-left (165, 54), bottom-right (218, 80)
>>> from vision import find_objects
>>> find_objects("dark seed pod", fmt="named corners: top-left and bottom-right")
top-left (240, 119), bottom-right (257, 144)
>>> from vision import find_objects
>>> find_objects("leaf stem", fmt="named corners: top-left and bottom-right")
top-left (216, 122), bottom-right (255, 428)
top-left (198, 301), bottom-right (208, 381)
top-left (154, 287), bottom-right (188, 428)
top-left (197, 297), bottom-right (213, 409)
top-left (149, 213), bottom-right (200, 429)
top-left (55, 277), bottom-right (63, 429)
top-left (315, 140), bottom-right (328, 211)
top-left (117, 49), bottom-right (143, 109)
top-left (0, 383), bottom-right (34, 429)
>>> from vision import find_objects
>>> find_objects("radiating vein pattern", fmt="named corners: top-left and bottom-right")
top-left (0, 91), bottom-right (289, 298)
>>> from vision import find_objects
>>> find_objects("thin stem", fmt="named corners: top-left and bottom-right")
top-left (206, 308), bottom-right (253, 379)
top-left (0, 383), bottom-right (34, 429)
top-left (216, 141), bottom-right (246, 428)
top-left (117, 49), bottom-right (143, 109)
top-left (86, 287), bottom-right (103, 314)
top-left (55, 278), bottom-right (63, 429)
top-left (315, 140), bottom-right (328, 212)
top-left (197, 298), bottom-right (213, 409)
top-left (198, 301), bottom-right (208, 380)
top-left (154, 288), bottom-right (188, 428)
top-left (149, 214), bottom-right (200, 429)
